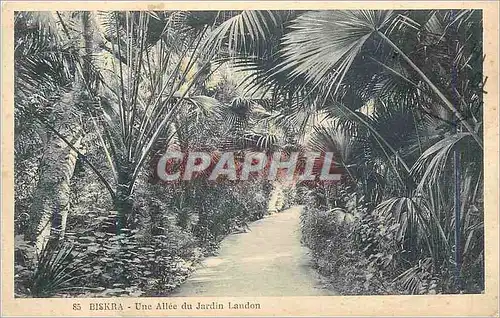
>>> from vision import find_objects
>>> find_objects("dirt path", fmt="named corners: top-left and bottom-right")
top-left (172, 206), bottom-right (335, 296)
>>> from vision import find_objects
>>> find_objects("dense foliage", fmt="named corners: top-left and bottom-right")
top-left (14, 9), bottom-right (484, 296)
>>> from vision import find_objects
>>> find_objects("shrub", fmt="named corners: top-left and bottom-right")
top-left (15, 237), bottom-right (87, 297)
top-left (300, 202), bottom-right (400, 295)
top-left (14, 172), bottom-right (271, 297)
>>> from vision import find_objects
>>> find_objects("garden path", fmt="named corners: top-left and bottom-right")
top-left (172, 206), bottom-right (334, 296)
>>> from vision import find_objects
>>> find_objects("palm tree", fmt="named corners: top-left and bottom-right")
top-left (24, 11), bottom-right (227, 232)
top-left (206, 9), bottom-right (484, 293)
top-left (14, 9), bottom-right (484, 293)
top-left (14, 12), bottom-right (87, 252)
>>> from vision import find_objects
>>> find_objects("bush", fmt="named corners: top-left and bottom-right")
top-left (14, 175), bottom-right (272, 297)
top-left (300, 203), bottom-right (400, 295)
top-left (15, 237), bottom-right (89, 297)
top-left (191, 181), bottom-right (269, 253)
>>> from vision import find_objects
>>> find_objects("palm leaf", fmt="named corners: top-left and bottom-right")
top-left (272, 10), bottom-right (393, 96)
top-left (204, 10), bottom-right (284, 56)
top-left (411, 133), bottom-right (477, 191)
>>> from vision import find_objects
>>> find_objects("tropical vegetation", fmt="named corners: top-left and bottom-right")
top-left (14, 9), bottom-right (484, 297)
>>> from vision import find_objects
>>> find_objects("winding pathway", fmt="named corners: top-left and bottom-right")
top-left (172, 206), bottom-right (335, 296)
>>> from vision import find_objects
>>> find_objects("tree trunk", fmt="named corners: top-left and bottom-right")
top-left (31, 125), bottom-right (83, 253)
top-left (113, 185), bottom-right (133, 233)
top-left (112, 164), bottom-right (134, 234)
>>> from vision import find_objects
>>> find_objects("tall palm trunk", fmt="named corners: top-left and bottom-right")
top-left (114, 165), bottom-right (134, 233)
top-left (31, 117), bottom-right (83, 253)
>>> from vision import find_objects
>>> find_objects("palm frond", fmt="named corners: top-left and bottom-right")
top-left (272, 10), bottom-right (393, 96)
top-left (411, 133), bottom-right (477, 191)
top-left (204, 10), bottom-right (284, 57)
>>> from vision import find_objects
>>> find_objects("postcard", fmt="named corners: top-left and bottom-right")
top-left (1, 1), bottom-right (498, 316)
